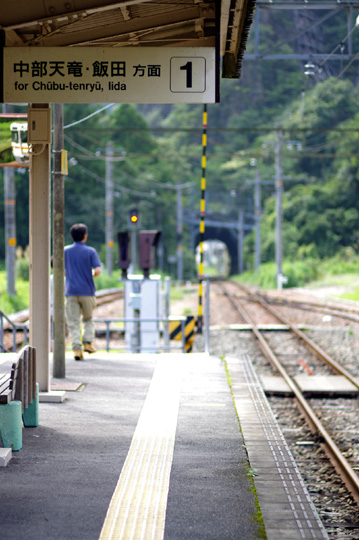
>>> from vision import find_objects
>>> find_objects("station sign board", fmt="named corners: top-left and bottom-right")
top-left (1, 47), bottom-right (218, 104)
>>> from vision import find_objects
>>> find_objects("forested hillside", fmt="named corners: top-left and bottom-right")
top-left (2, 5), bottom-right (359, 280)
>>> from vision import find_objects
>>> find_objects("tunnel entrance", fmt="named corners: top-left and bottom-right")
top-left (192, 226), bottom-right (239, 276)
top-left (196, 240), bottom-right (230, 277)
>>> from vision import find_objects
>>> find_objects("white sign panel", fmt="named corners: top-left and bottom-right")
top-left (2, 47), bottom-right (218, 104)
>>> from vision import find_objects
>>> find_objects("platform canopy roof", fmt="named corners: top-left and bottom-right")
top-left (0, 0), bottom-right (255, 79)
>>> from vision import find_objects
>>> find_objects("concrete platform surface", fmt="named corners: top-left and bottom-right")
top-left (0, 352), bottom-right (260, 540)
top-left (227, 354), bottom-right (329, 540)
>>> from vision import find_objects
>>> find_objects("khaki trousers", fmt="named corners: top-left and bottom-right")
top-left (65, 295), bottom-right (96, 351)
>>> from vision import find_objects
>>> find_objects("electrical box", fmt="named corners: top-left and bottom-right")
top-left (124, 275), bottom-right (161, 353)
top-left (28, 108), bottom-right (51, 144)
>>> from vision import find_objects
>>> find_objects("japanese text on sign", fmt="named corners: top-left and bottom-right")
top-left (14, 60), bottom-right (161, 79)
top-left (2, 47), bottom-right (217, 104)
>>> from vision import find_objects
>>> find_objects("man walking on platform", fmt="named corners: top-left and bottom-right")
top-left (65, 223), bottom-right (101, 360)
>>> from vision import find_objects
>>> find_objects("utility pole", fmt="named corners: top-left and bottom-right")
top-left (52, 103), bottom-right (66, 378)
top-left (254, 165), bottom-right (261, 272)
top-left (176, 183), bottom-right (183, 282)
top-left (105, 140), bottom-right (114, 276)
top-left (3, 104), bottom-right (16, 295)
top-left (238, 208), bottom-right (244, 274)
top-left (275, 128), bottom-right (283, 290)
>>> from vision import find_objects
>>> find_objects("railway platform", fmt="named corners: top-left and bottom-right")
top-left (0, 351), bottom-right (328, 540)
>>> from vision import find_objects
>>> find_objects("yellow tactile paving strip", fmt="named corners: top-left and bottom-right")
top-left (99, 356), bottom-right (184, 540)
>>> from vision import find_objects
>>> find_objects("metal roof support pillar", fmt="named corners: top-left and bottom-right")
top-left (29, 103), bottom-right (51, 392)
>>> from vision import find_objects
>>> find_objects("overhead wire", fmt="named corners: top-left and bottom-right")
top-left (67, 158), bottom-right (158, 199)
top-left (263, 8), bottom-right (340, 58)
top-left (307, 48), bottom-right (359, 104)
top-left (64, 134), bottom-right (125, 161)
top-left (68, 163), bottom-right (176, 212)
top-left (70, 125), bottom-right (359, 133)
top-left (334, 48), bottom-right (359, 79)
top-left (317, 17), bottom-right (359, 72)
top-left (65, 134), bottom-right (359, 162)
top-left (63, 103), bottom-right (115, 130)
top-left (64, 130), bottom-right (195, 189)
top-left (66, 149), bottom-right (185, 201)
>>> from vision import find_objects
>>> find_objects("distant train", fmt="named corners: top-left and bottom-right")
top-left (10, 121), bottom-right (29, 162)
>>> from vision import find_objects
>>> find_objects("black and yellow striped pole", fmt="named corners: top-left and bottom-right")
top-left (197, 104), bottom-right (207, 334)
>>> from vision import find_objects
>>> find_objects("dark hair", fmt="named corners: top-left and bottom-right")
top-left (70, 223), bottom-right (88, 242)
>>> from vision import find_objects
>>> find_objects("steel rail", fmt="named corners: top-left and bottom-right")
top-left (261, 294), bottom-right (359, 322)
top-left (0, 289), bottom-right (124, 352)
top-left (232, 281), bottom-right (359, 389)
top-left (263, 293), bottom-right (359, 315)
top-left (220, 281), bottom-right (359, 506)
top-left (95, 290), bottom-right (123, 307)
top-left (3, 288), bottom-right (124, 329)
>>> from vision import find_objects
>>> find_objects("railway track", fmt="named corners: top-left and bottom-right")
top-left (261, 294), bottom-right (359, 324)
top-left (1, 287), bottom-right (124, 352)
top-left (218, 280), bottom-right (359, 510)
top-left (232, 281), bottom-right (359, 386)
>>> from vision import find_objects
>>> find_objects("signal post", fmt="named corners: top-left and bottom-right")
top-left (129, 206), bottom-right (139, 274)
top-left (118, 227), bottom-right (162, 353)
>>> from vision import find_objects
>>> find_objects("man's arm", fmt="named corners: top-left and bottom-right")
top-left (93, 266), bottom-right (101, 278)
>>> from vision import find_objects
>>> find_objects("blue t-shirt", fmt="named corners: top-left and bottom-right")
top-left (64, 242), bottom-right (101, 296)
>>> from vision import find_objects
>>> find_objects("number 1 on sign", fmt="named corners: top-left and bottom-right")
top-left (180, 62), bottom-right (192, 88)
top-left (170, 56), bottom-right (206, 93)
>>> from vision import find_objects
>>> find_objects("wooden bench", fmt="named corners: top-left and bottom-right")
top-left (0, 346), bottom-right (38, 451)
